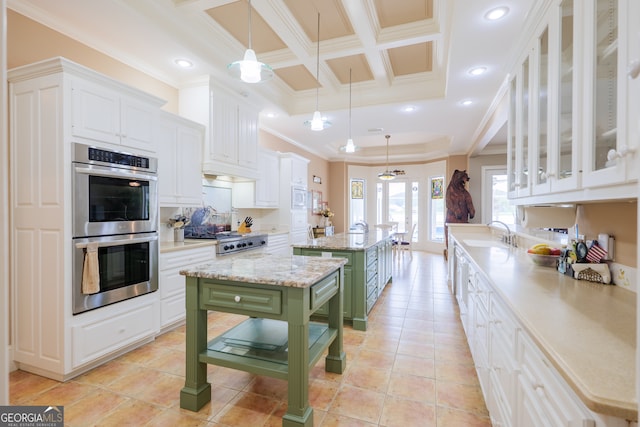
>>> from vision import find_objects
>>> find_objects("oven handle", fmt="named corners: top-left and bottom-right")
top-left (75, 234), bottom-right (158, 249)
top-left (74, 165), bottom-right (158, 182)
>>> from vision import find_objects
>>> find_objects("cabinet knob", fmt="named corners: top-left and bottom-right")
top-left (607, 145), bottom-right (636, 162)
top-left (234, 295), bottom-right (241, 303)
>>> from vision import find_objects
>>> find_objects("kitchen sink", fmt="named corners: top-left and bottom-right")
top-left (462, 239), bottom-right (505, 248)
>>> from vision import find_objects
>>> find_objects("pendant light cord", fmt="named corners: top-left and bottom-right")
top-left (315, 12), bottom-right (320, 111)
top-left (248, 0), bottom-right (253, 50)
top-left (385, 135), bottom-right (390, 171)
top-left (349, 68), bottom-right (352, 140)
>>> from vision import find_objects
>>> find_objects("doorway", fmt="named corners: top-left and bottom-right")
top-left (482, 166), bottom-right (516, 225)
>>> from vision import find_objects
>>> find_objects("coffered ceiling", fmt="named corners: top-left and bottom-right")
top-left (8, 0), bottom-right (538, 163)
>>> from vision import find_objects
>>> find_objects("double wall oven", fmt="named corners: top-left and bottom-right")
top-left (72, 143), bottom-right (159, 314)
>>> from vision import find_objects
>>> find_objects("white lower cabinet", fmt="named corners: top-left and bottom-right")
top-left (516, 332), bottom-right (595, 427)
top-left (72, 300), bottom-right (157, 368)
top-left (265, 233), bottom-right (290, 255)
top-left (159, 245), bottom-right (214, 330)
top-left (453, 246), bottom-right (603, 427)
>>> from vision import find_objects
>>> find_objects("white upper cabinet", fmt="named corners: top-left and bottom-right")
top-left (581, 0), bottom-right (637, 187)
top-left (71, 77), bottom-right (161, 153)
top-left (179, 78), bottom-right (260, 179)
top-left (232, 147), bottom-right (280, 209)
top-left (508, 0), bottom-right (639, 204)
top-left (157, 111), bottom-right (204, 207)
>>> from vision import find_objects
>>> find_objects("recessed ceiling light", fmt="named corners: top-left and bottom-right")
top-left (468, 66), bottom-right (487, 76)
top-left (461, 99), bottom-right (473, 106)
top-left (264, 112), bottom-right (277, 118)
top-left (175, 58), bottom-right (193, 68)
top-left (403, 106), bottom-right (416, 113)
top-left (485, 6), bottom-right (509, 21)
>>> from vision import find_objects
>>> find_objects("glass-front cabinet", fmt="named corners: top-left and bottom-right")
top-left (508, 0), bottom-right (639, 203)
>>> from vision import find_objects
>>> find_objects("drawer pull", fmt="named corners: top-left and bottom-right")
top-left (234, 296), bottom-right (241, 303)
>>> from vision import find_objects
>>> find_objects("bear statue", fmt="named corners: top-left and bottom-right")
top-left (444, 169), bottom-right (475, 259)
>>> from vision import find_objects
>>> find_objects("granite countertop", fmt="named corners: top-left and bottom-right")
top-left (180, 252), bottom-right (347, 288)
top-left (292, 230), bottom-right (394, 251)
top-left (448, 224), bottom-right (637, 420)
top-left (160, 239), bottom-right (216, 254)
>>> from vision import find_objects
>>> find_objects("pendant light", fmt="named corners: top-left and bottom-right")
top-left (340, 68), bottom-right (359, 153)
top-left (304, 12), bottom-right (331, 131)
top-left (378, 135), bottom-right (396, 180)
top-left (227, 0), bottom-right (273, 84)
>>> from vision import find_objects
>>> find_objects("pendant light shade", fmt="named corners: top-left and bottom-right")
top-left (378, 135), bottom-right (396, 180)
top-left (304, 12), bottom-right (331, 131)
top-left (227, 0), bottom-right (273, 84)
top-left (340, 68), bottom-right (359, 153)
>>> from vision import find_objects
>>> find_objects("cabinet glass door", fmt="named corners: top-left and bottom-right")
top-left (519, 57), bottom-right (531, 195)
top-left (535, 26), bottom-right (550, 188)
top-left (556, 0), bottom-right (576, 188)
top-left (508, 76), bottom-right (518, 196)
top-left (592, 0), bottom-right (618, 172)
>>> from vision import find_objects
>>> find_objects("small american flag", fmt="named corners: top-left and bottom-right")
top-left (586, 243), bottom-right (607, 263)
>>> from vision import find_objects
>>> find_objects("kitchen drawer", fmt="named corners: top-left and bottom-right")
top-left (366, 248), bottom-right (377, 266)
top-left (160, 246), bottom-right (213, 271)
top-left (475, 276), bottom-right (490, 314)
top-left (366, 275), bottom-right (378, 298)
top-left (517, 331), bottom-right (595, 427)
top-left (310, 272), bottom-right (339, 311)
top-left (201, 282), bottom-right (282, 316)
top-left (490, 294), bottom-right (519, 351)
top-left (72, 302), bottom-right (156, 368)
top-left (366, 289), bottom-right (377, 313)
top-left (366, 261), bottom-right (377, 283)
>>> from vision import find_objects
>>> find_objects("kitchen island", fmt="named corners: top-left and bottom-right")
top-left (292, 230), bottom-right (394, 331)
top-left (179, 252), bottom-right (347, 427)
top-left (448, 224), bottom-right (636, 425)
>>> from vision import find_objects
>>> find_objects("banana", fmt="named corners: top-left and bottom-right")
top-left (531, 243), bottom-right (550, 250)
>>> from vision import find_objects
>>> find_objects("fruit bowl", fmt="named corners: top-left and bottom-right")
top-left (527, 253), bottom-right (560, 267)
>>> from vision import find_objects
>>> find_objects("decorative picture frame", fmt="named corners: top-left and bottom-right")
top-left (351, 179), bottom-right (364, 199)
top-left (312, 190), bottom-right (323, 214)
top-left (313, 175), bottom-right (322, 184)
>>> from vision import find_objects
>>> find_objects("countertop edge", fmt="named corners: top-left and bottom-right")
top-left (160, 240), bottom-right (216, 254)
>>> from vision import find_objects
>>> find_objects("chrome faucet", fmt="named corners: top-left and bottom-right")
top-left (487, 220), bottom-right (516, 247)
top-left (353, 221), bottom-right (369, 233)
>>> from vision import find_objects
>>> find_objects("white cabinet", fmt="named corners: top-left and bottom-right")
top-left (451, 243), bottom-right (600, 427)
top-left (157, 111), bottom-right (204, 207)
top-left (515, 332), bottom-right (595, 427)
top-left (71, 75), bottom-right (163, 153)
top-left (8, 57), bottom-right (165, 380)
top-left (159, 245), bottom-right (214, 330)
top-left (264, 232), bottom-right (290, 255)
top-left (255, 148), bottom-right (280, 207)
top-left (179, 78), bottom-right (260, 179)
top-left (232, 147), bottom-right (280, 208)
top-left (72, 299), bottom-right (157, 368)
top-left (508, 0), bottom-right (639, 204)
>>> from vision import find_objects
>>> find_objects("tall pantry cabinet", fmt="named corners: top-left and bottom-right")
top-left (8, 57), bottom-right (166, 380)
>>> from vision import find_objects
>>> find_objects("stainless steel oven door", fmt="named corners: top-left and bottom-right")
top-left (72, 162), bottom-right (158, 237)
top-left (72, 232), bottom-right (158, 314)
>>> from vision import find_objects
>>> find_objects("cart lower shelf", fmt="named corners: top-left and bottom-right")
top-left (200, 318), bottom-right (337, 380)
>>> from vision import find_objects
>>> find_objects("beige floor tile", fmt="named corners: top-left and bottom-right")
top-left (379, 395), bottom-right (437, 427)
top-left (9, 252), bottom-right (491, 427)
top-left (329, 385), bottom-right (385, 424)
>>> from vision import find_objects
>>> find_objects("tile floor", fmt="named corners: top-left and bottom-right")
top-left (10, 251), bottom-right (491, 426)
